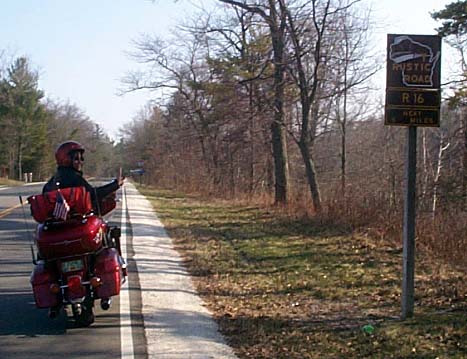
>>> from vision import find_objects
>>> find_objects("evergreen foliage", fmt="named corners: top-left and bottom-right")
top-left (432, 0), bottom-right (467, 38)
top-left (0, 55), bottom-right (119, 181)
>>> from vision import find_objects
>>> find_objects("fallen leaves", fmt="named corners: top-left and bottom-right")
top-left (142, 187), bottom-right (467, 359)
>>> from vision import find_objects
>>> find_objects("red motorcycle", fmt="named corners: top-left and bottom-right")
top-left (27, 186), bottom-right (125, 327)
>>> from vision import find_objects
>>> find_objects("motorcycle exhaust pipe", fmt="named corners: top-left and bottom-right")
top-left (100, 298), bottom-right (112, 310)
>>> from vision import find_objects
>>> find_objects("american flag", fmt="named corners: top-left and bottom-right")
top-left (53, 190), bottom-right (70, 221)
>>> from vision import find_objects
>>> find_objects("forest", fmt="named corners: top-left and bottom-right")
top-left (0, 56), bottom-right (121, 181)
top-left (1, 0), bottom-right (466, 262)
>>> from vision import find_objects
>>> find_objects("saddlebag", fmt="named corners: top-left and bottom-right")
top-left (98, 192), bottom-right (117, 216)
top-left (36, 216), bottom-right (105, 259)
top-left (27, 187), bottom-right (92, 223)
top-left (94, 248), bottom-right (122, 298)
top-left (30, 262), bottom-right (60, 308)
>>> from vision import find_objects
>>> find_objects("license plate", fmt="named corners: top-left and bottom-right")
top-left (62, 259), bottom-right (83, 272)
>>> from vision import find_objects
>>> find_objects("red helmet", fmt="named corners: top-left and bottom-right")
top-left (55, 141), bottom-right (85, 167)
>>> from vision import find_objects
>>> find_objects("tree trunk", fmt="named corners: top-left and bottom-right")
top-left (432, 136), bottom-right (449, 219)
top-left (17, 137), bottom-right (23, 181)
top-left (298, 140), bottom-right (322, 212)
top-left (462, 108), bottom-right (467, 210)
top-left (283, 0), bottom-right (324, 211)
top-left (340, 113), bottom-right (346, 197)
top-left (271, 120), bottom-right (288, 203)
top-left (248, 83), bottom-right (256, 195)
top-left (341, 30), bottom-right (349, 198)
top-left (268, 2), bottom-right (289, 204)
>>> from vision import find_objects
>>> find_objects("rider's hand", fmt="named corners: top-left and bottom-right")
top-left (117, 175), bottom-right (125, 187)
top-left (117, 167), bottom-right (125, 187)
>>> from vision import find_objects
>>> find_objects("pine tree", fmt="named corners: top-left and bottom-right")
top-left (0, 57), bottom-right (46, 180)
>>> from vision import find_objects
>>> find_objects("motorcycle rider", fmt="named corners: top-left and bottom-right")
top-left (43, 140), bottom-right (124, 206)
top-left (43, 141), bottom-right (127, 318)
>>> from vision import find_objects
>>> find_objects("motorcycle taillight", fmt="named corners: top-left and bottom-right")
top-left (67, 275), bottom-right (82, 291)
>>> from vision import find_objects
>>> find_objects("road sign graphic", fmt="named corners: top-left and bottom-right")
top-left (388, 35), bottom-right (440, 88)
top-left (385, 34), bottom-right (441, 127)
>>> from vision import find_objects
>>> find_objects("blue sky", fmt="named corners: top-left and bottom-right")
top-left (0, 0), bottom-right (453, 140)
top-left (0, 0), bottom-right (198, 139)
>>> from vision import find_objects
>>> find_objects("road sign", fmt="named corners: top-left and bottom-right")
top-left (385, 108), bottom-right (439, 127)
top-left (130, 168), bottom-right (145, 175)
top-left (386, 88), bottom-right (440, 108)
top-left (384, 33), bottom-right (443, 320)
top-left (385, 34), bottom-right (441, 127)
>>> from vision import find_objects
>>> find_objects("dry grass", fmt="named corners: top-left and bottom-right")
top-left (0, 177), bottom-right (23, 186)
top-left (138, 185), bottom-right (467, 359)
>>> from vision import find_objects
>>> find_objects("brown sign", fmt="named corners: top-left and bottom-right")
top-left (386, 88), bottom-right (439, 108)
top-left (386, 108), bottom-right (439, 127)
top-left (385, 34), bottom-right (441, 127)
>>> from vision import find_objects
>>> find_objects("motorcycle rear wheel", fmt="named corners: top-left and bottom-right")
top-left (73, 297), bottom-right (95, 327)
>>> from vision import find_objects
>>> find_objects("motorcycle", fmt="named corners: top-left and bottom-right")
top-left (27, 186), bottom-right (125, 327)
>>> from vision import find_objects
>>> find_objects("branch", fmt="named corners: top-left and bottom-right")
top-left (239, 59), bottom-right (273, 84)
top-left (217, 0), bottom-right (268, 20)
top-left (207, 27), bottom-right (244, 54)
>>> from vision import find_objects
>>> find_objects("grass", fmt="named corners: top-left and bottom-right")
top-left (0, 177), bottom-right (23, 186)
top-left (138, 185), bottom-right (467, 359)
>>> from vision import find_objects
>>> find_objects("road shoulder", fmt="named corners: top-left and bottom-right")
top-left (124, 182), bottom-right (238, 359)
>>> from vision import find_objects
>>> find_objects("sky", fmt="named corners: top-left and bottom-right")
top-left (0, 0), bottom-right (454, 140)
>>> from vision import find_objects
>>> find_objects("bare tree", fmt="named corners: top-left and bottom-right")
top-left (284, 0), bottom-right (378, 212)
top-left (329, 2), bottom-right (379, 197)
top-left (122, 29), bottom-right (223, 181)
top-left (203, 7), bottom-right (275, 195)
top-left (218, 0), bottom-right (290, 204)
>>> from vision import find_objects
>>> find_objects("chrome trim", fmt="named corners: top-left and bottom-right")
top-left (60, 280), bottom-right (90, 289)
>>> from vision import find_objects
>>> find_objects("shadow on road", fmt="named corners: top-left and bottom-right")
top-left (0, 292), bottom-right (67, 336)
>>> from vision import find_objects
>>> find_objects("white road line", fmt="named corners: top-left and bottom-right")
top-left (120, 185), bottom-right (135, 359)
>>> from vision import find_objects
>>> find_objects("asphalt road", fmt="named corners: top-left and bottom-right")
top-left (0, 181), bottom-right (238, 359)
top-left (0, 182), bottom-right (146, 359)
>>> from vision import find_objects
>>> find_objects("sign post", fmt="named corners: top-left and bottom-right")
top-left (136, 160), bottom-right (145, 186)
top-left (130, 168), bottom-right (145, 185)
top-left (385, 34), bottom-right (441, 319)
top-left (401, 126), bottom-right (417, 319)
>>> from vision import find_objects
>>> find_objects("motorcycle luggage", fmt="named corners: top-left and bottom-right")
top-left (30, 262), bottom-right (60, 308)
top-left (36, 216), bottom-right (105, 259)
top-left (27, 187), bottom-right (92, 223)
top-left (94, 248), bottom-right (123, 298)
top-left (98, 192), bottom-right (117, 216)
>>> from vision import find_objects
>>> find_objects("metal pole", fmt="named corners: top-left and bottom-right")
top-left (402, 126), bottom-right (417, 319)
